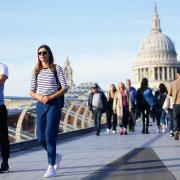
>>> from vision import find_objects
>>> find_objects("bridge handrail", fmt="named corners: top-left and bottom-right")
top-left (6, 97), bottom-right (106, 143)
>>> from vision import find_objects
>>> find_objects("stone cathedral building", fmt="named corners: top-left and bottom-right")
top-left (64, 57), bottom-right (74, 89)
top-left (133, 4), bottom-right (180, 90)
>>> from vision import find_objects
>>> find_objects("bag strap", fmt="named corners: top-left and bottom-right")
top-left (53, 64), bottom-right (62, 90)
top-left (35, 65), bottom-right (62, 91)
top-left (35, 73), bottom-right (38, 92)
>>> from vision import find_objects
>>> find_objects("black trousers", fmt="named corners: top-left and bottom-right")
top-left (128, 106), bottom-right (136, 130)
top-left (168, 109), bottom-right (173, 131)
top-left (141, 108), bottom-right (150, 131)
top-left (119, 107), bottom-right (129, 129)
top-left (173, 104), bottom-right (180, 131)
top-left (106, 109), bottom-right (117, 131)
top-left (0, 105), bottom-right (9, 163)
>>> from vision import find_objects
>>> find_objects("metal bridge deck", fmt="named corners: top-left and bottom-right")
top-left (1, 121), bottom-right (180, 180)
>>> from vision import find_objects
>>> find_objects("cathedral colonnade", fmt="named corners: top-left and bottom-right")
top-left (134, 66), bottom-right (178, 83)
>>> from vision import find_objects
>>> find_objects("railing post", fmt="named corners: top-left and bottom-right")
top-left (15, 101), bottom-right (33, 142)
top-left (63, 102), bottom-right (76, 132)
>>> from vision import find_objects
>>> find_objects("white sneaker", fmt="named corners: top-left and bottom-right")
top-left (106, 128), bottom-right (110, 133)
top-left (112, 130), bottom-right (116, 133)
top-left (54, 153), bottom-right (62, 170)
top-left (44, 165), bottom-right (57, 178)
top-left (162, 128), bottom-right (165, 133)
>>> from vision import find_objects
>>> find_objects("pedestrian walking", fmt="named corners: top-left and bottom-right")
top-left (88, 83), bottom-right (107, 136)
top-left (163, 94), bottom-right (174, 136)
top-left (169, 67), bottom-right (180, 140)
top-left (154, 83), bottom-right (168, 133)
top-left (126, 79), bottom-right (137, 132)
top-left (106, 84), bottom-right (117, 133)
top-left (0, 62), bottom-right (10, 173)
top-left (113, 82), bottom-right (131, 135)
top-left (29, 44), bottom-right (68, 178)
top-left (137, 78), bottom-right (154, 134)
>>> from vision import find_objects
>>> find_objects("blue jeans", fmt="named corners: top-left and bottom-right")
top-left (36, 98), bottom-right (61, 165)
top-left (160, 109), bottom-right (166, 125)
top-left (92, 107), bottom-right (102, 133)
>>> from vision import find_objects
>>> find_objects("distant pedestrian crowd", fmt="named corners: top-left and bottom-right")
top-left (88, 68), bottom-right (180, 141)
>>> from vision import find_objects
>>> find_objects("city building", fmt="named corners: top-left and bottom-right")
top-left (133, 3), bottom-right (180, 90)
top-left (64, 57), bottom-right (74, 89)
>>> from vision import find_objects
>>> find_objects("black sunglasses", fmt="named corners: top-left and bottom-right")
top-left (38, 51), bottom-right (47, 56)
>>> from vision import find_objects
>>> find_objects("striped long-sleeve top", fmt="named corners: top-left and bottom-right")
top-left (30, 64), bottom-right (68, 96)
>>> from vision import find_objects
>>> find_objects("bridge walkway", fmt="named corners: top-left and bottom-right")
top-left (1, 121), bottom-right (180, 180)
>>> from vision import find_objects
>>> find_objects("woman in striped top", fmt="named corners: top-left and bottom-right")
top-left (29, 44), bottom-right (68, 178)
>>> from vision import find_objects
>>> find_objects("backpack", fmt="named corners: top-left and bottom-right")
top-left (136, 89), bottom-right (149, 110)
top-left (143, 88), bottom-right (154, 106)
top-left (155, 91), bottom-right (166, 107)
top-left (35, 65), bottom-right (64, 108)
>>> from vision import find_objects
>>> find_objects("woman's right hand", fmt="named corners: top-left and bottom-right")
top-left (30, 91), bottom-right (43, 103)
top-left (40, 95), bottom-right (49, 104)
top-left (29, 91), bottom-right (49, 104)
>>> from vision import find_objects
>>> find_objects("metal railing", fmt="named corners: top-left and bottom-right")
top-left (6, 97), bottom-right (106, 143)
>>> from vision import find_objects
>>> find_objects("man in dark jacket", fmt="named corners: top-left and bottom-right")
top-left (88, 83), bottom-right (107, 136)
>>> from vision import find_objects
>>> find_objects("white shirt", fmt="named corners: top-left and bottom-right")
top-left (0, 63), bottom-right (9, 77)
top-left (92, 92), bottom-right (103, 109)
top-left (0, 63), bottom-right (8, 105)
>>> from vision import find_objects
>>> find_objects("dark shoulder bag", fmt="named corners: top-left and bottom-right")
top-left (53, 66), bottom-right (64, 108)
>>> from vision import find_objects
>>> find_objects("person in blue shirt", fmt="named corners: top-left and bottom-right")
top-left (126, 79), bottom-right (137, 132)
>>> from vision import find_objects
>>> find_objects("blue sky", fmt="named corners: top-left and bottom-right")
top-left (1, 0), bottom-right (180, 96)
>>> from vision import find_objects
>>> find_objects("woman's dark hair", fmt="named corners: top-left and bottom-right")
top-left (140, 78), bottom-right (148, 91)
top-left (159, 83), bottom-right (167, 93)
top-left (35, 44), bottom-right (55, 75)
top-left (110, 83), bottom-right (117, 92)
top-left (177, 67), bottom-right (180, 74)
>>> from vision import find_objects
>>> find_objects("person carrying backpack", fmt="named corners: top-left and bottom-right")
top-left (137, 78), bottom-right (154, 134)
top-left (29, 44), bottom-right (68, 178)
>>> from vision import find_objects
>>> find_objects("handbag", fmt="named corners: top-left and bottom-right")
top-left (162, 96), bottom-right (170, 112)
